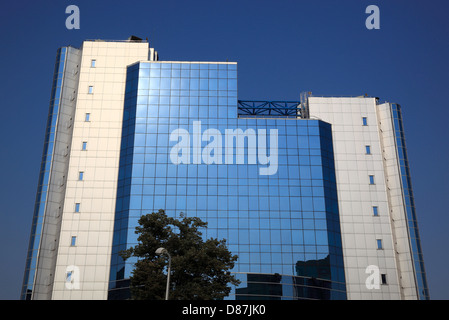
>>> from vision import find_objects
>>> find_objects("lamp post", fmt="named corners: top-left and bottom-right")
top-left (155, 247), bottom-right (171, 300)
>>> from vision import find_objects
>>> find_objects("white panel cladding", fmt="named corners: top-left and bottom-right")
top-left (376, 103), bottom-right (418, 300)
top-left (308, 97), bottom-right (402, 300)
top-left (52, 40), bottom-right (151, 300)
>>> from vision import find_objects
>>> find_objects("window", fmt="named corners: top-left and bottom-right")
top-left (66, 271), bottom-right (73, 282)
top-left (365, 145), bottom-right (371, 154)
top-left (82, 141), bottom-right (87, 151)
top-left (369, 175), bottom-right (375, 185)
top-left (85, 113), bottom-right (90, 122)
top-left (362, 117), bottom-right (368, 126)
top-left (373, 206), bottom-right (379, 216)
top-left (75, 203), bottom-right (80, 213)
top-left (377, 239), bottom-right (383, 249)
top-left (71, 236), bottom-right (77, 246)
top-left (91, 59), bottom-right (96, 68)
top-left (381, 274), bottom-right (387, 285)
top-left (88, 86), bottom-right (93, 94)
top-left (79, 171), bottom-right (84, 181)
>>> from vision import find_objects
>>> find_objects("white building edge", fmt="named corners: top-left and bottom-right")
top-left (308, 96), bottom-right (427, 299)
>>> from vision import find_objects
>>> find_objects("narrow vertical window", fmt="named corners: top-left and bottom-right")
top-left (91, 59), bottom-right (96, 68)
top-left (66, 271), bottom-right (72, 282)
top-left (373, 206), bottom-right (379, 216)
top-left (85, 113), bottom-right (90, 122)
top-left (365, 145), bottom-right (371, 154)
top-left (381, 274), bottom-right (387, 285)
top-left (362, 117), bottom-right (368, 126)
top-left (377, 239), bottom-right (383, 249)
top-left (369, 175), bottom-right (375, 185)
top-left (75, 203), bottom-right (80, 213)
top-left (79, 171), bottom-right (84, 181)
top-left (82, 141), bottom-right (87, 151)
top-left (88, 86), bottom-right (93, 94)
top-left (71, 236), bottom-right (77, 246)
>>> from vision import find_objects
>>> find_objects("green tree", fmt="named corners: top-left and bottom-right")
top-left (120, 209), bottom-right (240, 300)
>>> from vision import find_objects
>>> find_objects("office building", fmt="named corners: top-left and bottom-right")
top-left (21, 38), bottom-right (429, 300)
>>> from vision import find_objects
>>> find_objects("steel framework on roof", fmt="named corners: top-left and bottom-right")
top-left (237, 100), bottom-right (307, 118)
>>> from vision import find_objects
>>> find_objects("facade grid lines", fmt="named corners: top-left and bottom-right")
top-left (21, 39), bottom-right (429, 301)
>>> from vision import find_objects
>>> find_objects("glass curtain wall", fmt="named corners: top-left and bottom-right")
top-left (108, 61), bottom-right (346, 300)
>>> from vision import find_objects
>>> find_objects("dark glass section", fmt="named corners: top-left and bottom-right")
top-left (108, 279), bottom-right (131, 300)
top-left (391, 103), bottom-right (429, 300)
top-left (233, 262), bottom-right (346, 300)
top-left (21, 47), bottom-right (68, 300)
top-left (236, 273), bottom-right (283, 300)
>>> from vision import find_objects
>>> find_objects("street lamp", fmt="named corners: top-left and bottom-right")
top-left (155, 247), bottom-right (171, 300)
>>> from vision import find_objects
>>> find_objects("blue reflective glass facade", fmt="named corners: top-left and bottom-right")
top-left (391, 103), bottom-right (429, 300)
top-left (21, 47), bottom-right (68, 300)
top-left (108, 61), bottom-right (346, 300)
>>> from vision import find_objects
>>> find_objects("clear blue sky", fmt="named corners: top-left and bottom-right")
top-left (1, 0), bottom-right (448, 299)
